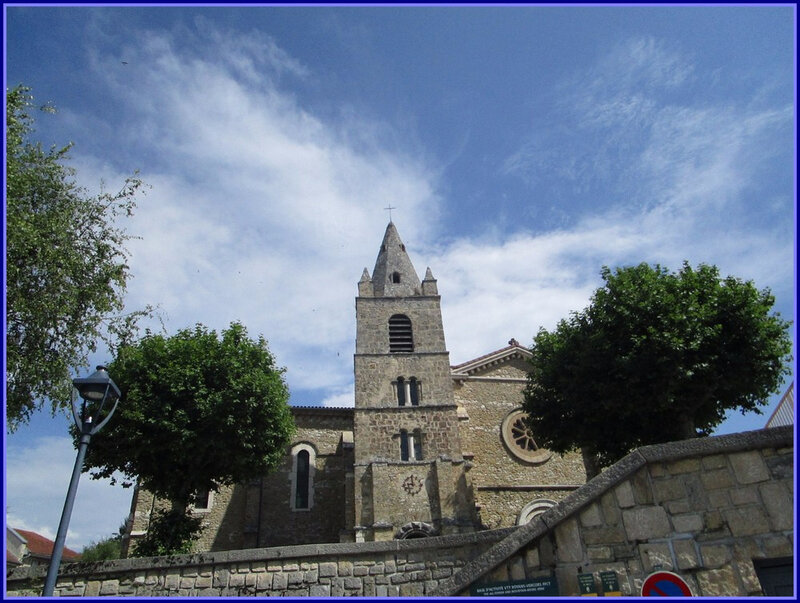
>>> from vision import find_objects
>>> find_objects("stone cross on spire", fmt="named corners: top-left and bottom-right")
top-left (384, 205), bottom-right (396, 222)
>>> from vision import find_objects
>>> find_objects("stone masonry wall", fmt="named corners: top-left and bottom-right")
top-left (454, 358), bottom-right (586, 529)
top-left (432, 426), bottom-right (793, 597)
top-left (127, 408), bottom-right (354, 554)
top-left (6, 528), bottom-right (514, 597)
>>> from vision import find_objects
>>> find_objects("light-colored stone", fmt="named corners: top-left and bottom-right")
top-left (700, 544), bottom-right (731, 569)
top-left (638, 542), bottom-right (673, 572)
top-left (554, 518), bottom-right (583, 563)
top-left (671, 512), bottom-right (703, 533)
top-left (623, 506), bottom-right (671, 540)
top-left (673, 539), bottom-right (699, 569)
top-left (729, 451), bottom-right (770, 484)
top-left (695, 565), bottom-right (739, 596)
top-left (759, 482), bottom-right (793, 530)
top-left (614, 481), bottom-right (636, 509)
top-left (580, 503), bottom-right (603, 527)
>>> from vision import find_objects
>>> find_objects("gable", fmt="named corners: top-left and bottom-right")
top-left (451, 344), bottom-right (532, 382)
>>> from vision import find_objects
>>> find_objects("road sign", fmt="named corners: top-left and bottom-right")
top-left (642, 571), bottom-right (693, 596)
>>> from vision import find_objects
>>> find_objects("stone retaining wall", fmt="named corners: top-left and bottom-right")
top-left (432, 426), bottom-right (793, 597)
top-left (6, 527), bottom-right (514, 597)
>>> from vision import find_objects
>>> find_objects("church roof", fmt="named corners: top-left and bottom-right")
top-left (370, 222), bottom-right (422, 297)
top-left (450, 339), bottom-right (532, 379)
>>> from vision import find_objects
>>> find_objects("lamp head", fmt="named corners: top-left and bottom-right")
top-left (72, 365), bottom-right (121, 403)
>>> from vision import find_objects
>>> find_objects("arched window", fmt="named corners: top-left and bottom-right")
top-left (517, 499), bottom-right (557, 525)
top-left (397, 377), bottom-right (406, 406)
top-left (400, 429), bottom-right (423, 461)
top-left (389, 314), bottom-right (413, 352)
top-left (409, 377), bottom-right (420, 406)
top-left (290, 444), bottom-right (316, 511)
top-left (392, 271), bottom-right (401, 284)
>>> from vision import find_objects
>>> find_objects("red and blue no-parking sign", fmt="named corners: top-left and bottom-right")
top-left (641, 571), bottom-right (693, 596)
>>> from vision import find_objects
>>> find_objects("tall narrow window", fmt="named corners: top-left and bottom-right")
top-left (296, 450), bottom-right (310, 509)
top-left (397, 377), bottom-right (406, 406)
top-left (392, 271), bottom-right (401, 283)
top-left (409, 378), bottom-right (420, 406)
top-left (413, 428), bottom-right (423, 460)
top-left (400, 430), bottom-right (422, 461)
top-left (400, 430), bottom-right (410, 461)
top-left (290, 444), bottom-right (315, 511)
top-left (389, 314), bottom-right (413, 352)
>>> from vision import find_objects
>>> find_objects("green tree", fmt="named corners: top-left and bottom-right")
top-left (524, 262), bottom-right (792, 478)
top-left (6, 85), bottom-right (151, 431)
top-left (79, 518), bottom-right (129, 562)
top-left (79, 322), bottom-right (295, 555)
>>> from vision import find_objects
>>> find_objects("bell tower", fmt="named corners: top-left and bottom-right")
top-left (349, 222), bottom-right (478, 542)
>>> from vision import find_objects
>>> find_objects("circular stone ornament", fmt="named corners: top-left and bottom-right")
top-left (501, 409), bottom-right (552, 464)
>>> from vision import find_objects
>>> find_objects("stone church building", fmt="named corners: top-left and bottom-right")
top-left (125, 222), bottom-right (586, 554)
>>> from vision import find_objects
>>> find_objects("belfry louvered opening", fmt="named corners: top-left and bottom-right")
top-left (389, 314), bottom-right (414, 352)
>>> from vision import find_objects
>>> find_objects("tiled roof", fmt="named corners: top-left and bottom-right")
top-left (13, 529), bottom-right (80, 560)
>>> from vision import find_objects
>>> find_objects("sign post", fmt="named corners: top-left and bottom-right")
top-left (641, 571), bottom-right (693, 596)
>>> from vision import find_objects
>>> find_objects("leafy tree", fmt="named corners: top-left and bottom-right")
top-left (79, 517), bottom-right (129, 562)
top-left (79, 322), bottom-right (295, 555)
top-left (524, 262), bottom-right (792, 478)
top-left (6, 85), bottom-right (151, 431)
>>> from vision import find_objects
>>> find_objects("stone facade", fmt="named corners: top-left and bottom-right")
top-left (123, 222), bottom-right (585, 555)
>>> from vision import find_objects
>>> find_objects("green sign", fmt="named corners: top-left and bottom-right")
top-left (578, 573), bottom-right (597, 595)
top-left (471, 576), bottom-right (559, 597)
top-left (600, 571), bottom-right (621, 595)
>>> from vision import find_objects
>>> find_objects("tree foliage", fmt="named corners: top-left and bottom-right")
top-left (79, 518), bottom-right (129, 562)
top-left (79, 322), bottom-right (295, 554)
top-left (523, 262), bottom-right (792, 477)
top-left (6, 85), bottom-right (150, 431)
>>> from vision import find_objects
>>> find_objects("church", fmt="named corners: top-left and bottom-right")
top-left (125, 222), bottom-right (587, 554)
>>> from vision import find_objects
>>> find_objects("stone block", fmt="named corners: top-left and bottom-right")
top-left (510, 557), bottom-right (525, 580)
top-left (580, 503), bottom-right (604, 527)
top-left (729, 485), bottom-right (759, 506)
top-left (723, 506), bottom-right (770, 537)
top-left (623, 506), bottom-right (671, 541)
top-left (179, 577), bottom-right (195, 590)
top-left (338, 561), bottom-right (353, 576)
top-left (369, 563), bottom-right (385, 575)
top-left (673, 539), bottom-right (699, 569)
top-left (99, 580), bottom-right (120, 596)
top-left (195, 576), bottom-right (212, 589)
top-left (700, 544), bottom-right (731, 569)
top-left (671, 512), bottom-right (703, 533)
top-left (695, 565), bottom-right (739, 596)
top-left (399, 581), bottom-right (424, 596)
top-left (287, 571), bottom-right (305, 585)
top-left (376, 585), bottom-right (388, 596)
top-left (631, 470), bottom-right (654, 505)
top-left (701, 468), bottom-right (734, 490)
top-left (555, 518), bottom-right (583, 563)
top-left (707, 490), bottom-right (730, 509)
top-left (762, 534), bottom-right (793, 557)
top-left (729, 451), bottom-right (770, 484)
top-left (737, 559), bottom-right (763, 595)
top-left (310, 584), bottom-right (331, 596)
top-left (666, 458), bottom-right (700, 474)
top-left (638, 543), bottom-right (673, 572)
top-left (353, 565), bottom-right (369, 577)
top-left (652, 477), bottom-right (687, 502)
top-left (256, 573), bottom-right (272, 590)
top-left (344, 577), bottom-right (362, 590)
top-left (587, 546), bottom-right (613, 562)
top-left (765, 453), bottom-right (793, 480)
top-left (701, 454), bottom-right (728, 470)
top-left (665, 499), bottom-right (690, 514)
top-left (319, 562), bottom-right (337, 577)
top-left (614, 481), bottom-right (636, 509)
top-left (759, 482), bottom-right (793, 530)
top-left (582, 525), bottom-right (627, 545)
top-left (525, 546), bottom-right (540, 569)
top-left (272, 573), bottom-right (288, 590)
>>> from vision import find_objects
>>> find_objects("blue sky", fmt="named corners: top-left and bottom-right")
top-left (4, 6), bottom-right (795, 551)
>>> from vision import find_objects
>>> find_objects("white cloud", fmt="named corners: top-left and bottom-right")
top-left (6, 436), bottom-right (132, 551)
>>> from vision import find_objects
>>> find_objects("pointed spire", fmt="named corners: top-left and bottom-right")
top-left (360, 268), bottom-right (371, 282)
top-left (422, 267), bottom-right (438, 295)
top-left (371, 222), bottom-right (422, 297)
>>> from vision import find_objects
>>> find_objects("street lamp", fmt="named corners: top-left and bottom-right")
top-left (42, 366), bottom-right (121, 596)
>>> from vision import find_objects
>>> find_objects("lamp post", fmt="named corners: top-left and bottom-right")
top-left (42, 366), bottom-right (121, 597)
